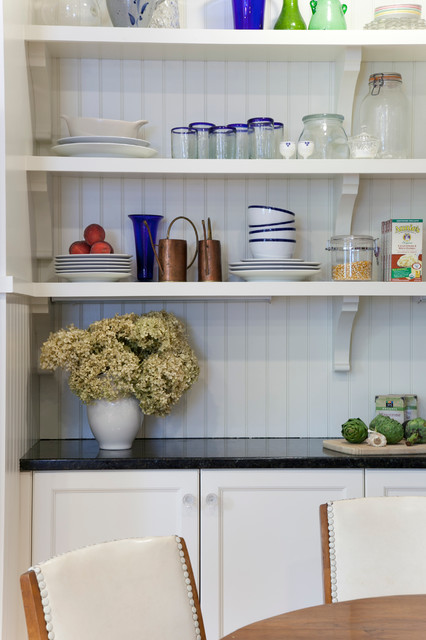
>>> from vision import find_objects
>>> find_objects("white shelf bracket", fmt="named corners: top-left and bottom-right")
top-left (333, 295), bottom-right (360, 372)
top-left (336, 46), bottom-right (362, 135)
top-left (334, 173), bottom-right (360, 236)
top-left (27, 41), bottom-right (52, 142)
top-left (28, 172), bottom-right (53, 259)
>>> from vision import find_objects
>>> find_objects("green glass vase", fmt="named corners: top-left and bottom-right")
top-left (274, 0), bottom-right (307, 29)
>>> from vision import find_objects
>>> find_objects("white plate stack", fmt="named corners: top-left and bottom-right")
top-left (229, 258), bottom-right (322, 281)
top-left (55, 254), bottom-right (133, 282)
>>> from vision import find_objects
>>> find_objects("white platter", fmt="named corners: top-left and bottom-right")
top-left (51, 142), bottom-right (158, 158)
top-left (57, 272), bottom-right (132, 282)
top-left (229, 268), bottom-right (320, 281)
top-left (57, 136), bottom-right (150, 147)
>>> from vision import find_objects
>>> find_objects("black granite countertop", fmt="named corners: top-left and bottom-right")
top-left (19, 438), bottom-right (426, 471)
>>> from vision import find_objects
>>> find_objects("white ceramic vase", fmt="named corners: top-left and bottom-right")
top-left (106, 0), bottom-right (165, 27)
top-left (86, 397), bottom-right (144, 450)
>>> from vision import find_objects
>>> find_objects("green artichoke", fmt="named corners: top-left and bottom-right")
top-left (405, 417), bottom-right (426, 446)
top-left (369, 414), bottom-right (404, 444)
top-left (341, 418), bottom-right (368, 443)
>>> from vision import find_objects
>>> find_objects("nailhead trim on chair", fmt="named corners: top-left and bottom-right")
top-left (30, 565), bottom-right (55, 640)
top-left (326, 502), bottom-right (338, 603)
top-left (30, 537), bottom-right (202, 640)
top-left (175, 536), bottom-right (202, 640)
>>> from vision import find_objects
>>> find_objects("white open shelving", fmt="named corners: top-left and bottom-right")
top-left (12, 279), bottom-right (426, 300)
top-left (16, 25), bottom-right (426, 370)
top-left (25, 26), bottom-right (426, 62)
top-left (25, 157), bottom-right (426, 178)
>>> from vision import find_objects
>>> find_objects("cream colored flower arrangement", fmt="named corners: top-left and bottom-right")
top-left (40, 311), bottom-right (199, 417)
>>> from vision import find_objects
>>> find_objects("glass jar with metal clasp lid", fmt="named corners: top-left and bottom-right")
top-left (297, 113), bottom-right (350, 159)
top-left (358, 72), bottom-right (410, 159)
top-left (325, 235), bottom-right (379, 281)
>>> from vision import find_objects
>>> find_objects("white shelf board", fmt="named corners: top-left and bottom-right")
top-left (11, 279), bottom-right (426, 300)
top-left (25, 26), bottom-right (426, 62)
top-left (25, 157), bottom-right (426, 179)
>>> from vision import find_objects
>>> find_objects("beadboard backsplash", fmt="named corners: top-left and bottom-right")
top-left (36, 0), bottom-right (426, 440)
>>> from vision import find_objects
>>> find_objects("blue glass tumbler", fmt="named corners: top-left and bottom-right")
top-left (129, 214), bottom-right (163, 281)
top-left (231, 0), bottom-right (266, 29)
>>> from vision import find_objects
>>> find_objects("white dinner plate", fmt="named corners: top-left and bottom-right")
top-left (55, 254), bottom-right (132, 260)
top-left (55, 258), bottom-right (132, 264)
top-left (51, 143), bottom-right (158, 158)
top-left (55, 267), bottom-right (132, 276)
top-left (230, 260), bottom-right (320, 268)
top-left (230, 265), bottom-right (321, 271)
top-left (56, 265), bottom-right (132, 271)
top-left (57, 272), bottom-right (132, 282)
top-left (239, 258), bottom-right (303, 263)
top-left (229, 268), bottom-right (320, 281)
top-left (57, 136), bottom-right (150, 147)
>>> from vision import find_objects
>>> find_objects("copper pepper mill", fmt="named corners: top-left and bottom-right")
top-left (144, 215), bottom-right (199, 282)
top-left (198, 217), bottom-right (222, 282)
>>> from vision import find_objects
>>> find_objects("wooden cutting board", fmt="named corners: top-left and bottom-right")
top-left (323, 439), bottom-right (426, 456)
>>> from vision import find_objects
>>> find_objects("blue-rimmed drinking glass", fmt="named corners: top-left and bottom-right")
top-left (209, 126), bottom-right (236, 158)
top-left (247, 117), bottom-right (275, 158)
top-left (171, 127), bottom-right (197, 159)
top-left (189, 121), bottom-right (215, 158)
top-left (227, 123), bottom-right (249, 158)
top-left (274, 121), bottom-right (284, 157)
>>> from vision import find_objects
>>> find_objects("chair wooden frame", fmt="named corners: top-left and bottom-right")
top-left (319, 502), bottom-right (333, 604)
top-left (20, 537), bottom-right (206, 640)
top-left (20, 570), bottom-right (49, 640)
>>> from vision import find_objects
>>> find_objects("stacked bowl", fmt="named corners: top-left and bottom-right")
top-left (228, 205), bottom-right (322, 281)
top-left (248, 205), bottom-right (296, 259)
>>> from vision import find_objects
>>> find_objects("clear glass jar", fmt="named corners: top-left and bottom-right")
top-left (326, 235), bottom-right (379, 281)
top-left (38, 0), bottom-right (101, 25)
top-left (358, 72), bottom-right (410, 159)
top-left (297, 113), bottom-right (349, 159)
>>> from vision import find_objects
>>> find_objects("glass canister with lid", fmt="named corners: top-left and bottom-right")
top-left (297, 113), bottom-right (350, 159)
top-left (326, 235), bottom-right (379, 281)
top-left (357, 72), bottom-right (410, 159)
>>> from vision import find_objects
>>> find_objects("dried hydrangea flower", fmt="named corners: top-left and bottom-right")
top-left (40, 311), bottom-right (199, 416)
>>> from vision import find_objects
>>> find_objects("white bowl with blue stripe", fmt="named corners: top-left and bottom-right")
top-left (249, 237), bottom-right (296, 259)
top-left (248, 205), bottom-right (295, 227)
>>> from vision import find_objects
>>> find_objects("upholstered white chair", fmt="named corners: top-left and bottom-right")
top-left (20, 535), bottom-right (205, 640)
top-left (320, 496), bottom-right (426, 604)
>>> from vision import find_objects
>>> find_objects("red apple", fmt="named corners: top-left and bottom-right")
top-left (69, 240), bottom-right (91, 254)
top-left (90, 241), bottom-right (114, 254)
top-left (84, 223), bottom-right (106, 246)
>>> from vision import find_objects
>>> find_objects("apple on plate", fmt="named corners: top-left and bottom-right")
top-left (69, 240), bottom-right (91, 254)
top-left (90, 241), bottom-right (114, 254)
top-left (84, 223), bottom-right (106, 246)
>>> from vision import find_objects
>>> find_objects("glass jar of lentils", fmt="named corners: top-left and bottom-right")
top-left (326, 235), bottom-right (379, 281)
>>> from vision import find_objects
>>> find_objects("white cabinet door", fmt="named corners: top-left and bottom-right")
top-left (32, 470), bottom-right (199, 579)
top-left (365, 469), bottom-right (426, 496)
top-left (200, 468), bottom-right (364, 640)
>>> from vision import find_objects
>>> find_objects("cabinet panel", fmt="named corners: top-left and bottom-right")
top-left (32, 469), bottom-right (199, 577)
top-left (200, 468), bottom-right (364, 639)
top-left (365, 469), bottom-right (426, 496)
